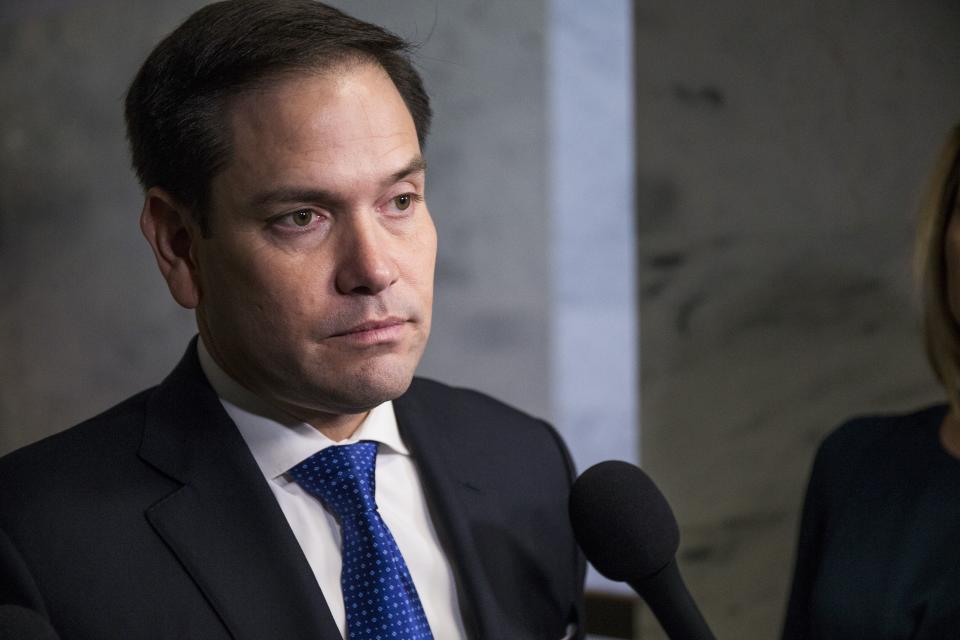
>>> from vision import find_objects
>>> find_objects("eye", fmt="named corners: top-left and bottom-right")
top-left (390, 192), bottom-right (423, 212)
top-left (290, 210), bottom-right (314, 227)
top-left (273, 209), bottom-right (324, 229)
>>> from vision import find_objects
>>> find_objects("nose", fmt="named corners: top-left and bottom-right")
top-left (334, 215), bottom-right (399, 295)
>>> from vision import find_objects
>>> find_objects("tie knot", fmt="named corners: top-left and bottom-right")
top-left (289, 441), bottom-right (379, 519)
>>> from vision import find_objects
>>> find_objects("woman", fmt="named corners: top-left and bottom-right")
top-left (782, 124), bottom-right (960, 639)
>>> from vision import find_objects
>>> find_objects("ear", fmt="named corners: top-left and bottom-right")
top-left (140, 187), bottom-right (203, 309)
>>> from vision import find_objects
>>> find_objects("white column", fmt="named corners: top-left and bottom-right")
top-left (548, 0), bottom-right (637, 593)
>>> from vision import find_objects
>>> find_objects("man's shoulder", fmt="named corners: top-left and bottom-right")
top-left (0, 339), bottom-right (213, 485)
top-left (0, 387), bottom-right (156, 497)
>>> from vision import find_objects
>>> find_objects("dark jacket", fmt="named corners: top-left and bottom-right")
top-left (0, 341), bottom-right (584, 639)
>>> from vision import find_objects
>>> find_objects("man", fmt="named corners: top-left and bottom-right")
top-left (0, 2), bottom-right (584, 639)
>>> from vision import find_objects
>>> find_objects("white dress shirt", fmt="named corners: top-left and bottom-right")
top-left (197, 340), bottom-right (467, 640)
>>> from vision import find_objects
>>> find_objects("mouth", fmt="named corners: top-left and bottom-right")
top-left (329, 317), bottom-right (410, 345)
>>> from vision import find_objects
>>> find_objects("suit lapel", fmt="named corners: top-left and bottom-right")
top-left (138, 342), bottom-right (342, 640)
top-left (393, 381), bottom-right (509, 640)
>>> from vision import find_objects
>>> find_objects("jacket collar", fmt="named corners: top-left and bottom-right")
top-left (393, 380), bottom-right (509, 640)
top-left (137, 340), bottom-right (508, 640)
top-left (138, 339), bottom-right (342, 640)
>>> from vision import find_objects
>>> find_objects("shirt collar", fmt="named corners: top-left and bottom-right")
top-left (197, 337), bottom-right (409, 481)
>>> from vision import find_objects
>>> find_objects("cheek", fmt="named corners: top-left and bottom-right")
top-left (201, 246), bottom-right (331, 329)
top-left (251, 267), bottom-right (335, 334)
top-left (409, 215), bottom-right (438, 293)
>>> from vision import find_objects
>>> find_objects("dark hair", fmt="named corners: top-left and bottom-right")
top-left (124, 0), bottom-right (432, 233)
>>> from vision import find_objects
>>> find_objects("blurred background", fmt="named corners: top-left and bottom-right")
top-left (1, 1), bottom-right (958, 638)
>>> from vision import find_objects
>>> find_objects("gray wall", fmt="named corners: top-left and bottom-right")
top-left (635, 1), bottom-right (960, 637)
top-left (1, 1), bottom-right (194, 455)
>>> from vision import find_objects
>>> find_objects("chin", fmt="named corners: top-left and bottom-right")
top-left (311, 359), bottom-right (418, 414)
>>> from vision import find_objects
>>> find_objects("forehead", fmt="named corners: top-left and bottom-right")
top-left (222, 63), bottom-right (420, 190)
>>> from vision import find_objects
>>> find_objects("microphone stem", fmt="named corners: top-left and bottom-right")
top-left (628, 558), bottom-right (716, 640)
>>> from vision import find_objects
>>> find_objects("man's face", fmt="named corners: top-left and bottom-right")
top-left (193, 63), bottom-right (436, 419)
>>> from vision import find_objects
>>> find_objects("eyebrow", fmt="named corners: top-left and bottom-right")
top-left (248, 155), bottom-right (427, 209)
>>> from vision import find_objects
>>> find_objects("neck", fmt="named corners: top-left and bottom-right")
top-left (196, 331), bottom-right (369, 442)
top-left (303, 411), bottom-right (367, 442)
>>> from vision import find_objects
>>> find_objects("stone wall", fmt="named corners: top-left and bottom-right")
top-left (634, 1), bottom-right (960, 636)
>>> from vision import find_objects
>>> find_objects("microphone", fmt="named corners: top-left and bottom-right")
top-left (569, 460), bottom-right (716, 640)
top-left (0, 606), bottom-right (60, 640)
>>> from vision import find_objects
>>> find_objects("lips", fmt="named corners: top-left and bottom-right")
top-left (333, 317), bottom-right (407, 337)
top-left (329, 317), bottom-right (409, 346)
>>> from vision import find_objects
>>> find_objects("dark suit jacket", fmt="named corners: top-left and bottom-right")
top-left (0, 342), bottom-right (584, 639)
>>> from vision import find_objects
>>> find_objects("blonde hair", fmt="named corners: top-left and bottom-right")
top-left (916, 123), bottom-right (960, 412)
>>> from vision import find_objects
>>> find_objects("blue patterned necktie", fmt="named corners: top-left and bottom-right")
top-left (289, 441), bottom-right (434, 640)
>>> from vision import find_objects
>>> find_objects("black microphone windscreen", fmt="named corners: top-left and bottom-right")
top-left (0, 606), bottom-right (60, 640)
top-left (568, 460), bottom-right (680, 583)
